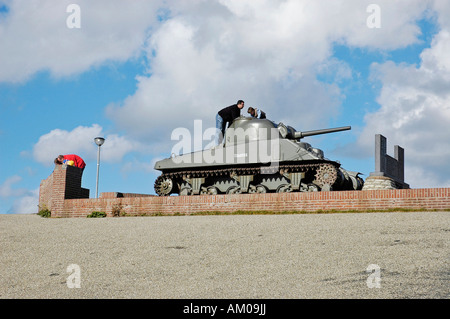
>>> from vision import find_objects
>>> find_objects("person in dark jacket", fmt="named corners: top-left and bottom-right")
top-left (215, 100), bottom-right (245, 145)
top-left (247, 107), bottom-right (266, 119)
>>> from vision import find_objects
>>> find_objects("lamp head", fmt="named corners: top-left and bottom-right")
top-left (94, 137), bottom-right (105, 146)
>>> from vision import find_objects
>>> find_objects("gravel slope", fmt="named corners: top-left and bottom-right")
top-left (0, 212), bottom-right (448, 299)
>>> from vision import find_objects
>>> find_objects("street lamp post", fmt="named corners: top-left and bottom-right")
top-left (94, 137), bottom-right (105, 198)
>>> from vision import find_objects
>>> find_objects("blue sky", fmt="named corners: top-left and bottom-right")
top-left (1, 0), bottom-right (450, 214)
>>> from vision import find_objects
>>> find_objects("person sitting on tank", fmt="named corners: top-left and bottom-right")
top-left (247, 107), bottom-right (266, 119)
top-left (215, 100), bottom-right (245, 145)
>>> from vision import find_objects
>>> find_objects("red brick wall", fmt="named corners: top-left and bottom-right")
top-left (39, 164), bottom-right (89, 215)
top-left (39, 165), bottom-right (450, 217)
top-left (61, 188), bottom-right (450, 217)
top-left (38, 171), bottom-right (53, 211)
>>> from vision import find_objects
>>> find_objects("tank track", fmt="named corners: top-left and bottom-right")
top-left (154, 161), bottom-right (347, 196)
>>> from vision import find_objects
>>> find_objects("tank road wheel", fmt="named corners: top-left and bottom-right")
top-left (208, 186), bottom-right (219, 195)
top-left (313, 164), bottom-right (338, 190)
top-left (226, 186), bottom-right (241, 194)
top-left (179, 183), bottom-right (192, 196)
top-left (249, 184), bottom-right (267, 194)
top-left (201, 186), bottom-right (219, 195)
top-left (300, 182), bottom-right (319, 192)
top-left (154, 176), bottom-right (175, 196)
top-left (276, 184), bottom-right (292, 193)
top-left (255, 185), bottom-right (268, 193)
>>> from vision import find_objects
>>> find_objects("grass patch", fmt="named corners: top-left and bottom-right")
top-left (87, 211), bottom-right (107, 218)
top-left (111, 204), bottom-right (124, 217)
top-left (37, 208), bottom-right (51, 218)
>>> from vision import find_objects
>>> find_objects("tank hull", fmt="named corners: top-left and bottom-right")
top-left (154, 160), bottom-right (363, 196)
top-left (154, 117), bottom-right (364, 196)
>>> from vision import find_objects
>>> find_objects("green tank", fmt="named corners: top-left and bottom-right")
top-left (154, 116), bottom-right (363, 196)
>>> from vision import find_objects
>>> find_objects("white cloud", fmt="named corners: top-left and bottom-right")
top-left (0, 0), bottom-right (163, 83)
top-left (9, 188), bottom-right (39, 214)
top-left (0, 176), bottom-right (38, 214)
top-left (0, 175), bottom-right (26, 197)
top-left (100, 133), bottom-right (145, 163)
top-left (31, 124), bottom-right (143, 166)
top-left (356, 15), bottom-right (450, 188)
top-left (105, 0), bottom-right (433, 153)
top-left (4, 0), bottom-right (450, 191)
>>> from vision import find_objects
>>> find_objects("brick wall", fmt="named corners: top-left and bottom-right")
top-left (38, 171), bottom-right (53, 211)
top-left (39, 164), bottom-right (89, 214)
top-left (38, 164), bottom-right (450, 217)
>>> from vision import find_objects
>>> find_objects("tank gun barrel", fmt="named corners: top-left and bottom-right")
top-left (294, 126), bottom-right (351, 139)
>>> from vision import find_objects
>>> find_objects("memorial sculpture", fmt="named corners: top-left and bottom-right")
top-left (362, 134), bottom-right (409, 190)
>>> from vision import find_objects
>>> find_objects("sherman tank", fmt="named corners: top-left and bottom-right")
top-left (154, 116), bottom-right (364, 196)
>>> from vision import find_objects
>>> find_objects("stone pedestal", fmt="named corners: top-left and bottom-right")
top-left (362, 175), bottom-right (409, 190)
top-left (362, 134), bottom-right (409, 190)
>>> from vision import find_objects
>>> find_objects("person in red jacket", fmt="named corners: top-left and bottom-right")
top-left (54, 154), bottom-right (86, 172)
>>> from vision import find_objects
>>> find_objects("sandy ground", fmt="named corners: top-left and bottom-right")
top-left (0, 211), bottom-right (448, 299)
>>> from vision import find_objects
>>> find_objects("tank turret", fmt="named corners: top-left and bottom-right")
top-left (154, 117), bottom-right (363, 196)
